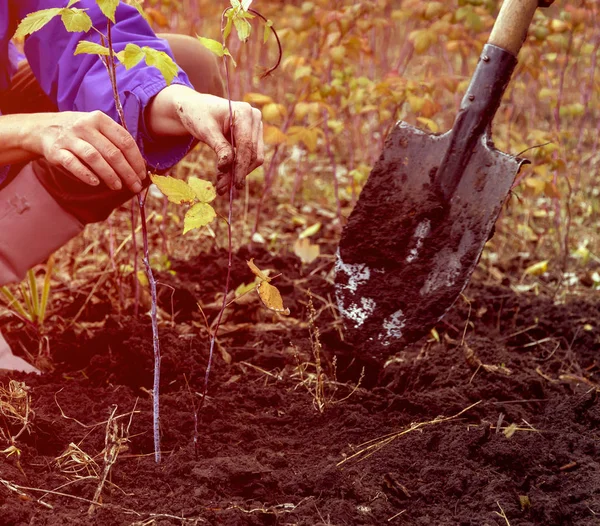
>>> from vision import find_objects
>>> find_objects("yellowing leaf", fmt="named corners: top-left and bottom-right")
top-left (233, 14), bottom-right (252, 42)
top-left (257, 281), bottom-right (290, 315)
top-left (60, 8), bottom-right (93, 32)
top-left (197, 36), bottom-right (227, 57)
top-left (524, 260), bottom-right (549, 276)
top-left (263, 19), bottom-right (273, 44)
top-left (417, 117), bottom-right (439, 133)
top-left (262, 103), bottom-right (287, 125)
top-left (263, 124), bottom-right (287, 145)
top-left (96, 0), bottom-right (120, 23)
top-left (137, 270), bottom-right (149, 287)
top-left (117, 43), bottom-right (145, 69)
top-left (183, 203), bottom-right (216, 234)
top-left (293, 238), bottom-right (320, 264)
top-left (74, 40), bottom-right (110, 56)
top-left (247, 259), bottom-right (270, 282)
top-left (188, 177), bottom-right (216, 203)
top-left (150, 175), bottom-right (196, 204)
top-left (244, 92), bottom-right (273, 105)
top-left (142, 46), bottom-right (178, 85)
top-left (14, 8), bottom-right (62, 38)
top-left (299, 222), bottom-right (321, 239)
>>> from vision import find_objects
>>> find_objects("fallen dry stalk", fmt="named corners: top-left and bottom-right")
top-left (337, 400), bottom-right (482, 467)
top-left (0, 380), bottom-right (33, 445)
top-left (88, 403), bottom-right (136, 515)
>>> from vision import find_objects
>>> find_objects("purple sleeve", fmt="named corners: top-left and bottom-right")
top-left (20, 1), bottom-right (195, 171)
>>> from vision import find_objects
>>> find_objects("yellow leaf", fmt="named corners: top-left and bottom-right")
top-left (247, 259), bottom-right (270, 282)
top-left (524, 260), bottom-right (549, 276)
top-left (299, 222), bottom-right (321, 239)
top-left (257, 281), bottom-right (290, 315)
top-left (243, 92), bottom-right (273, 105)
top-left (235, 281), bottom-right (256, 297)
top-left (293, 238), bottom-right (320, 264)
top-left (416, 117), bottom-right (439, 133)
top-left (262, 103), bottom-right (287, 125)
top-left (137, 270), bottom-right (148, 287)
top-left (263, 124), bottom-right (288, 145)
top-left (183, 203), bottom-right (216, 234)
top-left (188, 177), bottom-right (216, 203)
top-left (151, 175), bottom-right (196, 204)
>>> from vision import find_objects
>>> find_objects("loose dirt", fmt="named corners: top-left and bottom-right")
top-left (1, 248), bottom-right (599, 525)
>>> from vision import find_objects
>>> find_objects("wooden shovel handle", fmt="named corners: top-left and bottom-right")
top-left (488, 0), bottom-right (539, 56)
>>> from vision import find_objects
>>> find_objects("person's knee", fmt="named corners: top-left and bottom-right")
top-left (159, 33), bottom-right (226, 98)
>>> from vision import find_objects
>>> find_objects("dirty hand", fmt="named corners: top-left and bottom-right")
top-left (24, 111), bottom-right (147, 193)
top-left (147, 85), bottom-right (264, 195)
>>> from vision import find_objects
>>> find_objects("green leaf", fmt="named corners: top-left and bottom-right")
top-left (197, 36), bottom-right (227, 57)
top-left (125, 0), bottom-right (148, 20)
top-left (299, 222), bottom-right (321, 239)
top-left (14, 8), bottom-right (62, 38)
top-left (60, 8), bottom-right (92, 32)
top-left (117, 43), bottom-right (145, 69)
top-left (263, 19), bottom-right (273, 44)
top-left (234, 16), bottom-right (252, 42)
top-left (142, 47), bottom-right (178, 85)
top-left (67, 0), bottom-right (80, 6)
top-left (150, 175), bottom-right (196, 204)
top-left (183, 203), bottom-right (217, 234)
top-left (96, 0), bottom-right (120, 23)
top-left (223, 11), bottom-right (234, 41)
top-left (188, 177), bottom-right (216, 203)
top-left (74, 40), bottom-right (110, 56)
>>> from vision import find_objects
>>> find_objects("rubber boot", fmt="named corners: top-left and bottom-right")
top-left (0, 332), bottom-right (40, 374)
top-left (0, 163), bottom-right (83, 373)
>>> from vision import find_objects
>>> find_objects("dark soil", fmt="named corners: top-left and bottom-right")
top-left (1, 248), bottom-right (599, 525)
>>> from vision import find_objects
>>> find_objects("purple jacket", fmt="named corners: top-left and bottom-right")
top-left (0, 0), bottom-right (195, 185)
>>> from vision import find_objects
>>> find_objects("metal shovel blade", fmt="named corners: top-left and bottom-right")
top-left (335, 122), bottom-right (525, 355)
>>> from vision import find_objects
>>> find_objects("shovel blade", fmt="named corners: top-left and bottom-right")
top-left (335, 121), bottom-right (525, 355)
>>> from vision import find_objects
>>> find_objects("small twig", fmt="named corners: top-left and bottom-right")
top-left (338, 401), bottom-right (481, 467)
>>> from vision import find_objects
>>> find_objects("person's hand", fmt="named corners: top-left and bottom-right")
top-left (147, 85), bottom-right (264, 195)
top-left (25, 111), bottom-right (147, 193)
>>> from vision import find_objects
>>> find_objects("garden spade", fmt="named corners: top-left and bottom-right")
top-left (335, 0), bottom-right (554, 355)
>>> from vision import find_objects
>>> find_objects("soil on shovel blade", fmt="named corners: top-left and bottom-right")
top-left (1, 247), bottom-right (599, 525)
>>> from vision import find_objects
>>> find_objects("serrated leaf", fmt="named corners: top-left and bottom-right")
top-left (60, 8), bottom-right (92, 32)
top-left (293, 238), bottom-right (320, 264)
top-left (74, 40), bottom-right (110, 56)
top-left (117, 43), bottom-right (145, 69)
top-left (96, 0), bottom-right (120, 23)
top-left (142, 47), bottom-right (178, 85)
top-left (188, 177), bottom-right (216, 203)
top-left (247, 259), bottom-right (270, 282)
top-left (257, 281), bottom-right (290, 315)
top-left (14, 8), bottom-right (62, 38)
top-left (183, 203), bottom-right (216, 234)
top-left (150, 175), bottom-right (196, 204)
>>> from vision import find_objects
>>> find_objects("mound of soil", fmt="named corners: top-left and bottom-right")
top-left (1, 248), bottom-right (599, 525)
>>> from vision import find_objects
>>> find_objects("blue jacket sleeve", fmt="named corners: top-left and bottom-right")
top-left (18, 0), bottom-right (195, 171)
